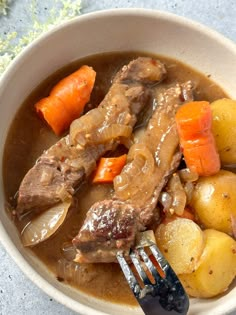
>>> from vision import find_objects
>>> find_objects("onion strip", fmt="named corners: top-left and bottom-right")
top-left (114, 144), bottom-right (155, 203)
top-left (70, 108), bottom-right (105, 145)
top-left (88, 124), bottom-right (132, 145)
top-left (21, 199), bottom-right (71, 247)
top-left (167, 173), bottom-right (187, 216)
top-left (178, 168), bottom-right (199, 182)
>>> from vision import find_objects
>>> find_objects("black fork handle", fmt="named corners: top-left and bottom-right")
top-left (139, 293), bottom-right (188, 315)
top-left (138, 271), bottom-right (189, 315)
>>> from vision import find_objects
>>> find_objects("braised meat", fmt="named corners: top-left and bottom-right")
top-left (73, 200), bottom-right (143, 263)
top-left (17, 57), bottom-right (166, 216)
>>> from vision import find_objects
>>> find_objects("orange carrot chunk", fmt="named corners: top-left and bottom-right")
top-left (175, 101), bottom-right (220, 176)
top-left (35, 65), bottom-right (96, 135)
top-left (93, 155), bottom-right (127, 184)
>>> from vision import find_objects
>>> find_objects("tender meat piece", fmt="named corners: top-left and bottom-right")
top-left (17, 140), bottom-right (110, 215)
top-left (73, 200), bottom-right (142, 263)
top-left (17, 57), bottom-right (167, 216)
top-left (74, 82), bottom-right (194, 263)
top-left (117, 57), bottom-right (167, 84)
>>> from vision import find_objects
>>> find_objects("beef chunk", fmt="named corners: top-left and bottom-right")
top-left (73, 200), bottom-right (142, 263)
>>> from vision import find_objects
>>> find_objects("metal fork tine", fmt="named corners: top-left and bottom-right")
top-left (130, 251), bottom-right (152, 285)
top-left (150, 243), bottom-right (169, 273)
top-left (138, 247), bottom-right (162, 284)
top-left (116, 252), bottom-right (141, 298)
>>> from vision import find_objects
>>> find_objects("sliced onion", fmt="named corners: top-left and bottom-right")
top-left (154, 124), bottom-right (179, 170)
top-left (159, 192), bottom-right (173, 210)
top-left (56, 258), bottom-right (98, 285)
top-left (178, 168), bottom-right (199, 182)
top-left (114, 156), bottom-right (145, 199)
top-left (114, 144), bottom-right (155, 203)
top-left (168, 173), bottom-right (187, 216)
top-left (184, 181), bottom-right (194, 203)
top-left (21, 199), bottom-right (71, 247)
top-left (70, 108), bottom-right (105, 145)
top-left (133, 127), bottom-right (146, 144)
top-left (57, 258), bottom-right (80, 283)
top-left (88, 124), bottom-right (132, 145)
top-left (127, 143), bottom-right (155, 178)
top-left (172, 190), bottom-right (187, 215)
top-left (56, 185), bottom-right (72, 201)
top-left (103, 124), bottom-right (132, 141)
top-left (114, 173), bottom-right (131, 200)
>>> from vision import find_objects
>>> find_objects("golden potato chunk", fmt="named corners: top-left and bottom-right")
top-left (179, 229), bottom-right (236, 298)
top-left (211, 98), bottom-right (236, 164)
top-left (191, 170), bottom-right (236, 234)
top-left (155, 218), bottom-right (205, 274)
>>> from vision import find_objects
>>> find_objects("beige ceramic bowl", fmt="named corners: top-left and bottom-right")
top-left (0, 9), bottom-right (235, 315)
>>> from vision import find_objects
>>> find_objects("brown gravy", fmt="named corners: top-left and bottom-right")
top-left (3, 52), bottom-right (227, 305)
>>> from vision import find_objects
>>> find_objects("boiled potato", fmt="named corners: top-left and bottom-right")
top-left (211, 98), bottom-right (236, 164)
top-left (155, 218), bottom-right (205, 274)
top-left (179, 229), bottom-right (236, 298)
top-left (191, 170), bottom-right (236, 234)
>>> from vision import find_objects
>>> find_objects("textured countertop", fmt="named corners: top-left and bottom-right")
top-left (0, 1), bottom-right (235, 314)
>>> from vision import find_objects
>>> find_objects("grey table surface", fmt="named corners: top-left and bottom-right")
top-left (0, 0), bottom-right (236, 314)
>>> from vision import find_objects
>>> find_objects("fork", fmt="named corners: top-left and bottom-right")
top-left (116, 236), bottom-right (189, 315)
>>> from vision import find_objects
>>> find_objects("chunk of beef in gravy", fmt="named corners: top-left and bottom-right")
top-left (17, 58), bottom-right (167, 216)
top-left (17, 140), bottom-right (110, 216)
top-left (74, 82), bottom-right (194, 263)
top-left (73, 200), bottom-right (142, 263)
top-left (115, 57), bottom-right (166, 85)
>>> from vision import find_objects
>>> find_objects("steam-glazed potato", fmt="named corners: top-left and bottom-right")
top-left (191, 170), bottom-right (236, 235)
top-left (179, 229), bottom-right (236, 298)
top-left (211, 98), bottom-right (236, 164)
top-left (155, 218), bottom-right (205, 275)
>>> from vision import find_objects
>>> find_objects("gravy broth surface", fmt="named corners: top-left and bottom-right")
top-left (3, 52), bottom-right (227, 305)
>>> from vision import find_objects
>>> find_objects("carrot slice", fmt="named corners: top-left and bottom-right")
top-left (35, 96), bottom-right (70, 135)
top-left (175, 101), bottom-right (212, 140)
top-left (175, 101), bottom-right (220, 176)
top-left (35, 65), bottom-right (96, 135)
top-left (93, 155), bottom-right (127, 184)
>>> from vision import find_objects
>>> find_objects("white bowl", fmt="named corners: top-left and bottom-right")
top-left (0, 8), bottom-right (236, 315)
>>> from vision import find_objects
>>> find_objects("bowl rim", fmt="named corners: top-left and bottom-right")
top-left (0, 8), bottom-right (236, 315)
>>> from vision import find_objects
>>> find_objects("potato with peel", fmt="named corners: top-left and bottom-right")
top-left (179, 229), bottom-right (236, 298)
top-left (155, 218), bottom-right (205, 275)
top-left (211, 98), bottom-right (236, 164)
top-left (191, 170), bottom-right (236, 235)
